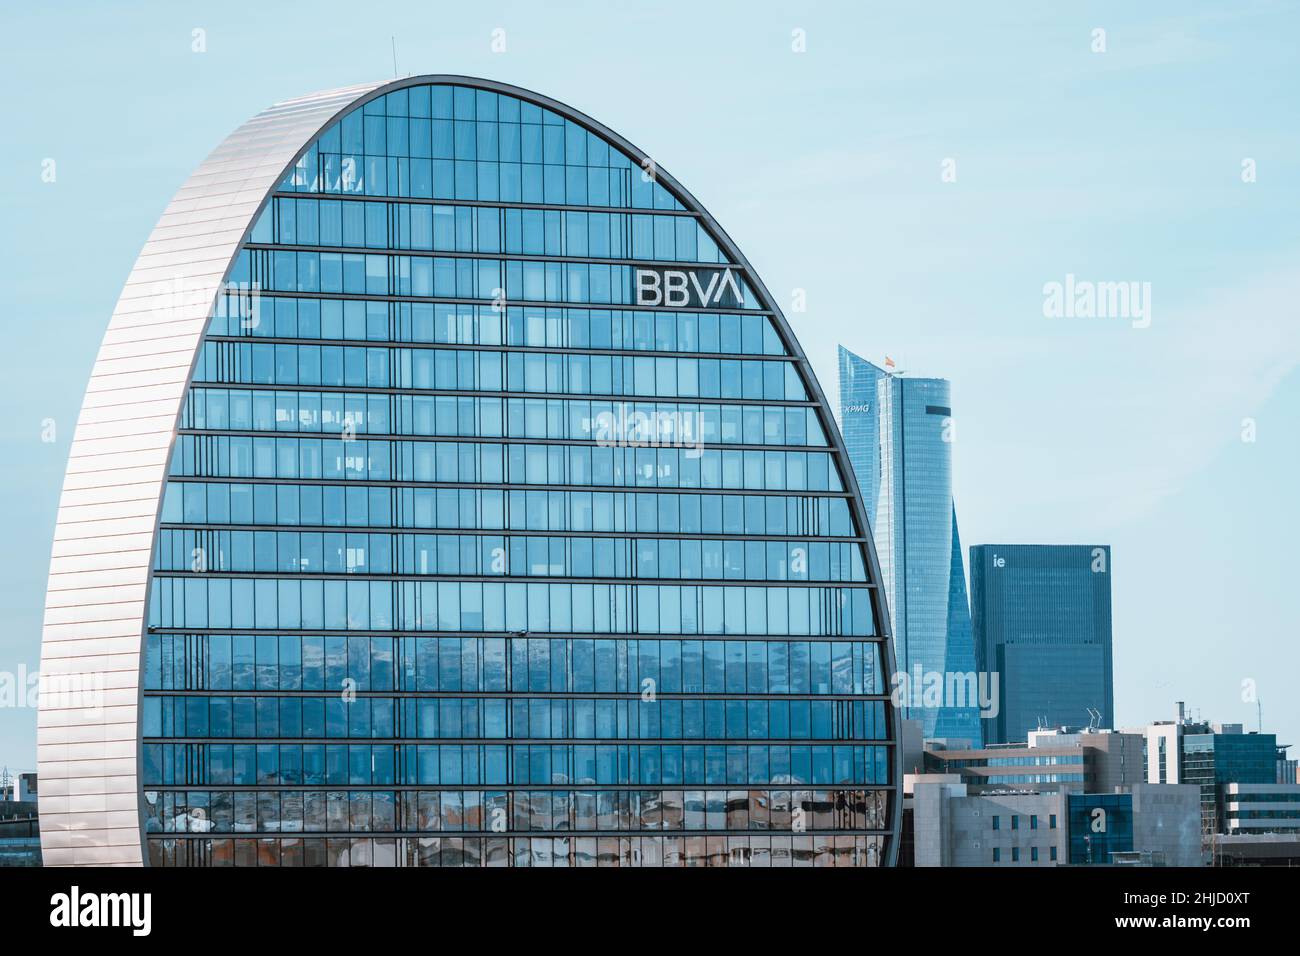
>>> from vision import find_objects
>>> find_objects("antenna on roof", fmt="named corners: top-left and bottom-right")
top-left (391, 36), bottom-right (399, 78)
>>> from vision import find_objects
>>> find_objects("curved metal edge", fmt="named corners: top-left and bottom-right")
top-left (38, 80), bottom-right (386, 866)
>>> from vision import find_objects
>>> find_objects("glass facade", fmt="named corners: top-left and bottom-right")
top-left (927, 750), bottom-right (1086, 787)
top-left (137, 79), bottom-right (896, 866)
top-left (1067, 793), bottom-right (1134, 865)
top-left (969, 544), bottom-right (1113, 744)
top-left (1183, 732), bottom-right (1277, 833)
top-left (1225, 784), bottom-right (1300, 833)
top-left (837, 348), bottom-right (980, 743)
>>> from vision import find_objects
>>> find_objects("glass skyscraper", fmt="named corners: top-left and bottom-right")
top-left (837, 348), bottom-right (981, 743)
top-left (37, 77), bottom-right (898, 867)
top-left (969, 544), bottom-right (1114, 744)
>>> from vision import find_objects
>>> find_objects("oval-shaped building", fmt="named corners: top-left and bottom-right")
top-left (38, 76), bottom-right (899, 867)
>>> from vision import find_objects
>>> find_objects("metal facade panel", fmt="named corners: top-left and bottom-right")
top-left (37, 80), bottom-right (384, 866)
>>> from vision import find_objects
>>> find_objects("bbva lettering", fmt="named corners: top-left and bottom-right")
top-left (635, 267), bottom-right (742, 308)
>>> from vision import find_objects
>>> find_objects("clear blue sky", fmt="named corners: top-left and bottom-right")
top-left (2, 0), bottom-right (1298, 769)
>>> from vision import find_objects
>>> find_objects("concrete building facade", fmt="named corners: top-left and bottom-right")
top-left (907, 774), bottom-right (1201, 867)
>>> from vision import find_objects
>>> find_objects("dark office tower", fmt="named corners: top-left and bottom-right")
top-left (969, 545), bottom-right (1114, 744)
top-left (38, 77), bottom-right (898, 866)
top-left (838, 348), bottom-right (981, 744)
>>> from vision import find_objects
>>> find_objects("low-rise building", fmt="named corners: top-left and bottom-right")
top-left (923, 728), bottom-right (1144, 791)
top-left (0, 772), bottom-right (40, 867)
top-left (1137, 704), bottom-right (1288, 833)
top-left (1068, 785), bottom-right (1202, 866)
top-left (1223, 782), bottom-right (1300, 834)
top-left (905, 774), bottom-right (1201, 867)
top-left (1214, 832), bottom-right (1300, 866)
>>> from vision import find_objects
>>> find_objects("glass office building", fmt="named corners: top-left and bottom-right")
top-left (969, 544), bottom-right (1114, 745)
top-left (1182, 731), bottom-right (1278, 834)
top-left (837, 348), bottom-right (981, 743)
top-left (38, 77), bottom-right (897, 866)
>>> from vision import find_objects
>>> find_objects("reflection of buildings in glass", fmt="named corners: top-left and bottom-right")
top-left (969, 544), bottom-right (1114, 745)
top-left (38, 78), bottom-right (899, 866)
top-left (837, 349), bottom-right (980, 743)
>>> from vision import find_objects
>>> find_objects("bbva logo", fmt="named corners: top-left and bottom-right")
top-left (635, 267), bottom-right (743, 308)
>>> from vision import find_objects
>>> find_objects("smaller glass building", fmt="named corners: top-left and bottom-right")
top-left (969, 544), bottom-right (1113, 744)
top-left (1067, 792), bottom-right (1132, 865)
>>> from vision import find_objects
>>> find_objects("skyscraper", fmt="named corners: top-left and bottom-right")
top-left (969, 544), bottom-right (1114, 744)
top-left (37, 77), bottom-right (899, 867)
top-left (838, 348), bottom-right (981, 743)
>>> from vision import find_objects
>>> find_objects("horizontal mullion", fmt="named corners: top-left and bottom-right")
top-left (159, 522), bottom-right (866, 543)
top-left (178, 427), bottom-right (827, 453)
top-left (149, 570), bottom-right (873, 588)
top-left (253, 289), bottom-right (773, 317)
top-left (163, 475), bottom-right (856, 498)
top-left (271, 191), bottom-right (702, 218)
top-left (187, 385), bottom-right (813, 407)
top-left (144, 691), bottom-right (891, 701)
top-left (204, 334), bottom-right (798, 362)
top-left (148, 829), bottom-right (893, 839)
top-left (147, 627), bottom-right (884, 642)
top-left (144, 737), bottom-right (891, 746)
top-left (246, 241), bottom-right (739, 272)
top-left (145, 784), bottom-right (894, 794)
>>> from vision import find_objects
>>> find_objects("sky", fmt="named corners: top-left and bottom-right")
top-left (1, 0), bottom-right (1298, 770)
